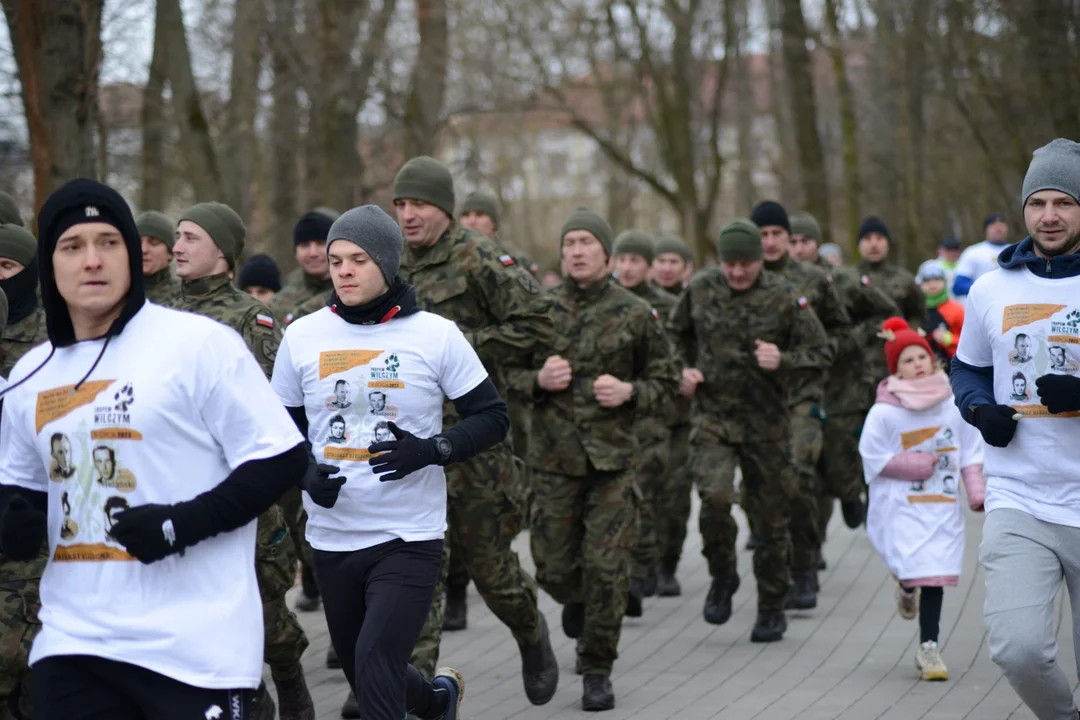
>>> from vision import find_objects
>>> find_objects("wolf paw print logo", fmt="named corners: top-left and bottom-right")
top-left (385, 354), bottom-right (400, 373)
top-left (1067, 310), bottom-right (1080, 329)
top-left (113, 384), bottom-right (134, 412)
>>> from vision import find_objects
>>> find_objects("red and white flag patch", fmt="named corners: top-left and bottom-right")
top-left (861, 274), bottom-right (871, 287)
top-left (651, 307), bottom-right (660, 320)
top-left (499, 254), bottom-right (516, 266)
top-left (798, 296), bottom-right (809, 309)
top-left (256, 313), bottom-right (275, 328)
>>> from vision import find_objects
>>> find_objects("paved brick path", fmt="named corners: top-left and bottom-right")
top-left (277, 501), bottom-right (1067, 719)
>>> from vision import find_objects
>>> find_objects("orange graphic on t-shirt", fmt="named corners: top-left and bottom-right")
top-left (1002, 304), bottom-right (1068, 333)
top-left (1011, 404), bottom-right (1080, 419)
top-left (319, 350), bottom-right (383, 379)
top-left (1048, 335), bottom-right (1080, 345)
top-left (907, 494), bottom-right (957, 504)
top-left (368, 380), bottom-right (406, 389)
top-left (901, 426), bottom-right (941, 450)
top-left (323, 447), bottom-right (372, 462)
top-left (91, 428), bottom-right (144, 441)
top-left (35, 380), bottom-right (115, 433)
top-left (53, 543), bottom-right (135, 562)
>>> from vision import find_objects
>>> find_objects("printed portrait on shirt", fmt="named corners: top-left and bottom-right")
top-left (1008, 333), bottom-right (1034, 365)
top-left (942, 475), bottom-right (957, 495)
top-left (372, 420), bottom-right (394, 444)
top-left (49, 433), bottom-right (76, 482)
top-left (326, 414), bottom-right (349, 444)
top-left (103, 495), bottom-right (130, 539)
top-left (92, 445), bottom-right (137, 492)
top-left (1047, 345), bottom-right (1079, 375)
top-left (1010, 371), bottom-right (1030, 402)
top-left (367, 390), bottom-right (398, 418)
top-left (326, 379), bottom-right (353, 410)
top-left (60, 491), bottom-right (78, 540)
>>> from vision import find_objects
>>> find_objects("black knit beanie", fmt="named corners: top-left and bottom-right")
top-left (750, 200), bottom-right (790, 233)
top-left (238, 253), bottom-right (282, 292)
top-left (294, 210), bottom-right (335, 247)
top-left (858, 216), bottom-right (891, 242)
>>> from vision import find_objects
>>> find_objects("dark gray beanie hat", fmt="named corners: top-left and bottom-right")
top-left (613, 229), bottom-right (656, 263)
top-left (327, 205), bottom-right (404, 284)
top-left (393, 156), bottom-right (456, 217)
top-left (460, 191), bottom-right (502, 226)
top-left (1022, 138), bottom-right (1080, 206)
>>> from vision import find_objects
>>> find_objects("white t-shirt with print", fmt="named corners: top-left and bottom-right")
top-left (0, 303), bottom-right (303, 690)
top-left (271, 307), bottom-right (489, 552)
top-left (956, 268), bottom-right (1080, 527)
top-left (860, 396), bottom-right (983, 580)
top-left (955, 241), bottom-right (1008, 287)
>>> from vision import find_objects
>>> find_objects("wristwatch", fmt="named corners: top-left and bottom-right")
top-left (628, 384), bottom-right (640, 408)
top-left (434, 436), bottom-right (453, 465)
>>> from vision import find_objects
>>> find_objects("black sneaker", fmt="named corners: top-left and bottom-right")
top-left (656, 570), bottom-right (681, 597)
top-left (750, 610), bottom-right (787, 643)
top-left (642, 572), bottom-right (658, 598)
top-left (703, 575), bottom-right (740, 625)
top-left (443, 584), bottom-right (467, 632)
top-left (841, 498), bottom-right (865, 528)
top-left (562, 602), bottom-right (585, 639)
top-left (625, 578), bottom-right (644, 618)
top-left (783, 570), bottom-right (818, 610)
top-left (582, 674), bottom-right (614, 712)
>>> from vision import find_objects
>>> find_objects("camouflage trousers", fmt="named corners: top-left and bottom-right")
top-left (819, 412), bottom-right (867, 540)
top-left (692, 434), bottom-right (795, 611)
top-left (0, 549), bottom-right (46, 720)
top-left (257, 505), bottom-right (310, 681)
top-left (657, 422), bottom-right (693, 574)
top-left (279, 486), bottom-right (317, 593)
top-left (530, 469), bottom-right (637, 677)
top-left (631, 430), bottom-right (669, 581)
top-left (410, 444), bottom-right (540, 675)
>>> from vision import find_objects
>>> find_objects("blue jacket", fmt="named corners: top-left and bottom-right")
top-left (951, 238), bottom-right (1080, 418)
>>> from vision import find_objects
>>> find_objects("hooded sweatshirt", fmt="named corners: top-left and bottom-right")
top-left (859, 371), bottom-right (985, 585)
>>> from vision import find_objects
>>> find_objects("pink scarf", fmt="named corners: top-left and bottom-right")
top-left (885, 371), bottom-right (953, 411)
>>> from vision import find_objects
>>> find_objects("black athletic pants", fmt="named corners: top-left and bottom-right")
top-left (33, 654), bottom-right (255, 719)
top-left (315, 538), bottom-right (448, 720)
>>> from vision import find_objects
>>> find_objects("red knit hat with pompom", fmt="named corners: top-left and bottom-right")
top-left (880, 317), bottom-right (933, 375)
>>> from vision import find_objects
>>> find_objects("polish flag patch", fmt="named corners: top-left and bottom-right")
top-left (499, 254), bottom-right (515, 266)
top-left (256, 314), bottom-right (274, 328)
top-left (798, 296), bottom-right (809, 309)
top-left (651, 307), bottom-right (660, 320)
top-left (861, 274), bottom-right (871, 286)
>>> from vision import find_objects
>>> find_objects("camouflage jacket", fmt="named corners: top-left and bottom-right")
top-left (144, 266), bottom-right (181, 305)
top-left (625, 280), bottom-right (684, 432)
top-left (816, 257), bottom-right (902, 414)
top-left (519, 278), bottom-right (681, 476)
top-left (269, 270), bottom-right (334, 326)
top-left (289, 289), bottom-right (332, 325)
top-left (496, 236), bottom-right (539, 275)
top-left (668, 269), bottom-right (831, 444)
top-left (764, 254), bottom-right (850, 407)
top-left (856, 259), bottom-right (926, 404)
top-left (167, 273), bottom-right (280, 377)
top-left (400, 223), bottom-right (555, 426)
top-left (0, 303), bottom-right (47, 378)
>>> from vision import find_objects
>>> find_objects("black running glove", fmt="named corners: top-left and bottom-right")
top-left (0, 495), bottom-right (47, 561)
top-left (368, 422), bottom-right (447, 482)
top-left (970, 404), bottom-right (1019, 448)
top-left (109, 504), bottom-right (190, 564)
top-left (302, 463), bottom-right (346, 508)
top-left (1035, 374), bottom-right (1080, 415)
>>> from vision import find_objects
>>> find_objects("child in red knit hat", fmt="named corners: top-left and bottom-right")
top-left (859, 317), bottom-right (986, 682)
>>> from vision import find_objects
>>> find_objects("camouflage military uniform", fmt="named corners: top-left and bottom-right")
top-left (0, 303), bottom-right (47, 720)
top-left (401, 223), bottom-right (553, 677)
top-left (167, 274), bottom-right (309, 682)
top-left (623, 281), bottom-right (678, 586)
top-left (668, 269), bottom-right (831, 612)
top-left (143, 267), bottom-right (181, 305)
top-left (817, 259), bottom-right (902, 532)
top-left (759, 255), bottom-right (849, 572)
top-left (516, 277), bottom-right (679, 676)
top-left (269, 269), bottom-right (333, 325)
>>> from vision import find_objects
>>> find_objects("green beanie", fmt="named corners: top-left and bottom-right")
top-left (179, 202), bottom-right (246, 269)
top-left (0, 286), bottom-right (7, 333)
top-left (653, 234), bottom-right (693, 262)
top-left (789, 211), bottom-right (822, 245)
top-left (135, 210), bottom-right (176, 251)
top-left (0, 192), bottom-right (23, 227)
top-left (0, 224), bottom-right (37, 266)
top-left (393, 156), bottom-right (456, 217)
top-left (460, 191), bottom-right (501, 227)
top-left (716, 219), bottom-right (763, 262)
top-left (560, 207), bottom-right (613, 256)
top-left (613, 229), bottom-right (655, 263)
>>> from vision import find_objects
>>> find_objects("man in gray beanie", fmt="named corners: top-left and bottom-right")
top-left (136, 210), bottom-right (180, 304)
top-left (327, 204), bottom-right (403, 289)
top-left (952, 137), bottom-right (1080, 719)
top-left (393, 159), bottom-right (560, 710)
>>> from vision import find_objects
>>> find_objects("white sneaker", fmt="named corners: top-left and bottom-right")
top-left (915, 641), bottom-right (949, 681)
top-left (896, 585), bottom-right (918, 620)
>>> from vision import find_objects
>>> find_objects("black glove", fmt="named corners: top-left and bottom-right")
top-left (368, 422), bottom-right (445, 482)
top-left (0, 495), bottom-right (47, 561)
top-left (109, 504), bottom-right (190, 564)
top-left (302, 463), bottom-right (346, 508)
top-left (1035, 374), bottom-right (1080, 415)
top-left (971, 404), bottom-right (1019, 448)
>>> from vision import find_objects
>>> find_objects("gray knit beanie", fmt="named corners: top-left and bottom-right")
top-left (1022, 138), bottom-right (1080, 206)
top-left (327, 205), bottom-right (404, 284)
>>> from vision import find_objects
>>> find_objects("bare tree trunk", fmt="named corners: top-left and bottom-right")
top-left (222, 0), bottom-right (262, 219)
top-left (158, 0), bottom-right (222, 202)
top-left (733, 0), bottom-right (756, 215)
top-left (779, 0), bottom-right (831, 233)
top-left (97, 104), bottom-right (108, 181)
top-left (268, 0), bottom-right (301, 265)
top-left (403, 0), bottom-right (449, 159)
top-left (901, 0), bottom-right (930, 261)
top-left (141, 2), bottom-right (168, 211)
top-left (2, 0), bottom-right (104, 212)
top-left (762, 0), bottom-right (799, 204)
top-left (823, 0), bottom-right (858, 245)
